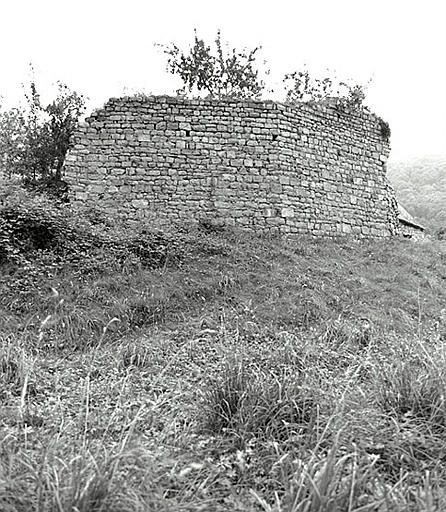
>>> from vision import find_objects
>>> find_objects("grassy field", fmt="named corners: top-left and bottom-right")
top-left (1, 184), bottom-right (446, 511)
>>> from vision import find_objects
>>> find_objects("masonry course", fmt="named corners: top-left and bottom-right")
top-left (64, 95), bottom-right (400, 237)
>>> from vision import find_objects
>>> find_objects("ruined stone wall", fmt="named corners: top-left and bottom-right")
top-left (64, 96), bottom-right (400, 237)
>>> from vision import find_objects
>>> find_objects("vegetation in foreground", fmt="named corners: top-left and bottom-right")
top-left (1, 181), bottom-right (446, 511)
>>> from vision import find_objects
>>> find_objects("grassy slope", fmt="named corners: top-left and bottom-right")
top-left (1, 202), bottom-right (446, 510)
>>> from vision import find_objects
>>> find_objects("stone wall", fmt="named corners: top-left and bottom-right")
top-left (64, 96), bottom-right (400, 237)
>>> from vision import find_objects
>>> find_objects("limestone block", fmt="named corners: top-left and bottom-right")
top-left (281, 207), bottom-right (294, 218)
top-left (131, 199), bottom-right (148, 208)
top-left (87, 184), bottom-right (105, 194)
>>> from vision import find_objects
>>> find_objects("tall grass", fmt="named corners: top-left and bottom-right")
top-left (1, 184), bottom-right (446, 509)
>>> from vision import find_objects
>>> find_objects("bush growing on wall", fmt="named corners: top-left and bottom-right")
top-left (283, 68), bottom-right (367, 110)
top-left (0, 80), bottom-right (85, 185)
top-left (158, 30), bottom-right (368, 111)
top-left (158, 30), bottom-right (267, 99)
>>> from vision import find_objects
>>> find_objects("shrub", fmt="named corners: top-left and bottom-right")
top-left (378, 117), bottom-right (391, 142)
top-left (434, 226), bottom-right (446, 240)
top-left (0, 80), bottom-right (85, 183)
top-left (283, 68), bottom-right (368, 111)
top-left (0, 181), bottom-right (189, 273)
top-left (158, 30), bottom-right (266, 99)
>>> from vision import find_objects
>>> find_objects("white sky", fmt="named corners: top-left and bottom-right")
top-left (1, 0), bottom-right (445, 160)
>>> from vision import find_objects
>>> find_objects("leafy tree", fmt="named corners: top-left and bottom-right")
top-left (283, 68), bottom-right (367, 110)
top-left (0, 107), bottom-right (25, 175)
top-left (159, 30), bottom-right (267, 99)
top-left (0, 81), bottom-right (85, 183)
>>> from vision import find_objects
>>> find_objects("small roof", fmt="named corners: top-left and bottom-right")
top-left (398, 203), bottom-right (425, 231)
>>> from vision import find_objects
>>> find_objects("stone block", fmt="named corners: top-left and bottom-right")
top-left (281, 207), bottom-right (294, 218)
top-left (131, 199), bottom-right (148, 208)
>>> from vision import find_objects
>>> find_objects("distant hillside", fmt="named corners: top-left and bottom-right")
top-left (387, 155), bottom-right (446, 230)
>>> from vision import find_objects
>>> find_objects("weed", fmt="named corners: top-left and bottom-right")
top-left (248, 375), bottom-right (320, 443)
top-left (119, 342), bottom-right (152, 369)
top-left (204, 358), bottom-right (251, 434)
top-left (203, 357), bottom-right (321, 450)
top-left (251, 443), bottom-right (381, 512)
top-left (376, 359), bottom-right (446, 429)
top-left (0, 337), bottom-right (33, 397)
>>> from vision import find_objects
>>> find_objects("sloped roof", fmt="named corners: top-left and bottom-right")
top-left (398, 203), bottom-right (425, 231)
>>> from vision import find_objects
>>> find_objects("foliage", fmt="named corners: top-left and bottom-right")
top-left (0, 180), bottom-right (188, 272)
top-left (159, 29), bottom-right (266, 99)
top-left (0, 107), bottom-right (25, 174)
top-left (0, 80), bottom-right (85, 182)
top-left (388, 155), bottom-right (446, 230)
top-left (378, 117), bottom-right (391, 142)
top-left (283, 68), bottom-right (367, 111)
top-left (435, 227), bottom-right (446, 240)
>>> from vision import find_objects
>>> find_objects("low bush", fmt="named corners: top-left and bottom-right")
top-left (0, 180), bottom-right (190, 274)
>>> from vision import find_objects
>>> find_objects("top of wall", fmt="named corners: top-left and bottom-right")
top-left (78, 95), bottom-right (392, 163)
top-left (83, 95), bottom-right (389, 139)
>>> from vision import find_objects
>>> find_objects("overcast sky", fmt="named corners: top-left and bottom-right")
top-left (1, 0), bottom-right (445, 161)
